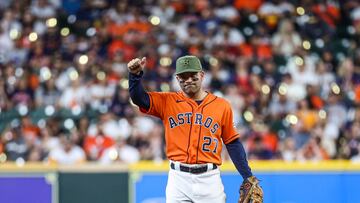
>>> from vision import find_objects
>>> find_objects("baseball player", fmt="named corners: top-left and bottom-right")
top-left (127, 55), bottom-right (263, 203)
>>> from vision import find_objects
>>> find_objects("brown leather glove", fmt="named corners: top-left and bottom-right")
top-left (239, 176), bottom-right (263, 203)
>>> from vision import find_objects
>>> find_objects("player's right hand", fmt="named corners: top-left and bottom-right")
top-left (127, 57), bottom-right (146, 75)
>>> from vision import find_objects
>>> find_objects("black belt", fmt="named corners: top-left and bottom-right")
top-left (170, 162), bottom-right (217, 174)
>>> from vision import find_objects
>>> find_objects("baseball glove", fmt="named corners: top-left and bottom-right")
top-left (239, 176), bottom-right (263, 203)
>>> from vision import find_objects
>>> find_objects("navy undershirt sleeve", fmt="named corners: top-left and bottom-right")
top-left (225, 139), bottom-right (253, 180)
top-left (128, 71), bottom-right (150, 110)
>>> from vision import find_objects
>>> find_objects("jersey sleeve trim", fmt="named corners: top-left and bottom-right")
top-left (223, 133), bottom-right (240, 145)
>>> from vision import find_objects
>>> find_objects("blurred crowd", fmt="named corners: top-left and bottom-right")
top-left (1, 0), bottom-right (360, 165)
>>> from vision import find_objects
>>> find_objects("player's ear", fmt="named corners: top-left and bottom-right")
top-left (199, 71), bottom-right (205, 78)
top-left (175, 75), bottom-right (181, 82)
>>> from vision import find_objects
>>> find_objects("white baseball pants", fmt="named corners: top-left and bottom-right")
top-left (166, 167), bottom-right (226, 203)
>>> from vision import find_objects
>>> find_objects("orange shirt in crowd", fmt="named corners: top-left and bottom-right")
top-left (84, 135), bottom-right (115, 159)
top-left (239, 43), bottom-right (272, 60)
top-left (22, 125), bottom-right (40, 142)
top-left (108, 40), bottom-right (136, 61)
top-left (297, 110), bottom-right (319, 132)
top-left (354, 85), bottom-right (360, 103)
top-left (107, 21), bottom-right (151, 37)
top-left (310, 95), bottom-right (324, 109)
top-left (234, 0), bottom-right (263, 12)
top-left (171, 1), bottom-right (185, 13)
top-left (262, 132), bottom-right (278, 152)
top-left (312, 4), bottom-right (340, 29)
top-left (247, 132), bottom-right (278, 153)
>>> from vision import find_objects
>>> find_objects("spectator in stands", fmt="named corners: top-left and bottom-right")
top-left (248, 136), bottom-right (273, 160)
top-left (272, 19), bottom-right (301, 57)
top-left (0, 0), bottom-right (358, 164)
top-left (296, 137), bottom-right (326, 161)
top-left (279, 137), bottom-right (297, 161)
top-left (3, 126), bottom-right (28, 162)
top-left (83, 124), bottom-right (115, 161)
top-left (35, 78), bottom-right (61, 107)
top-left (59, 77), bottom-right (88, 109)
top-left (48, 134), bottom-right (86, 165)
top-left (100, 137), bottom-right (140, 164)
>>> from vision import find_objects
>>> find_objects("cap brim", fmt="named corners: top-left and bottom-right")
top-left (175, 69), bottom-right (201, 75)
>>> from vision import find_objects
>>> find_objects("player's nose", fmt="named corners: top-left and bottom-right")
top-left (184, 79), bottom-right (195, 85)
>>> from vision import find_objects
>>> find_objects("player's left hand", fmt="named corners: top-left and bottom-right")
top-left (127, 57), bottom-right (146, 75)
top-left (238, 176), bottom-right (263, 203)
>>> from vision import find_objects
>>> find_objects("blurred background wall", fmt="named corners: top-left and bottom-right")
top-left (1, 161), bottom-right (360, 203)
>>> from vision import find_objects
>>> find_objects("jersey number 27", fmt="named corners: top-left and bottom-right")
top-left (202, 136), bottom-right (218, 153)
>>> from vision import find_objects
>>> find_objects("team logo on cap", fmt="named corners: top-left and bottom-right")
top-left (183, 59), bottom-right (190, 65)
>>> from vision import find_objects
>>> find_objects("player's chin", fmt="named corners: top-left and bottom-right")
top-left (184, 88), bottom-right (198, 95)
top-left (182, 88), bottom-right (189, 94)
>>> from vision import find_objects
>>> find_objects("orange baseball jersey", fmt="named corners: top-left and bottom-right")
top-left (140, 91), bottom-right (239, 165)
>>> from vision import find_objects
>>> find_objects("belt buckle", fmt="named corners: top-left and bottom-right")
top-left (189, 165), bottom-right (206, 174)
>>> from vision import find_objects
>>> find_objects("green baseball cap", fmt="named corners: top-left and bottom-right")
top-left (175, 55), bottom-right (202, 74)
